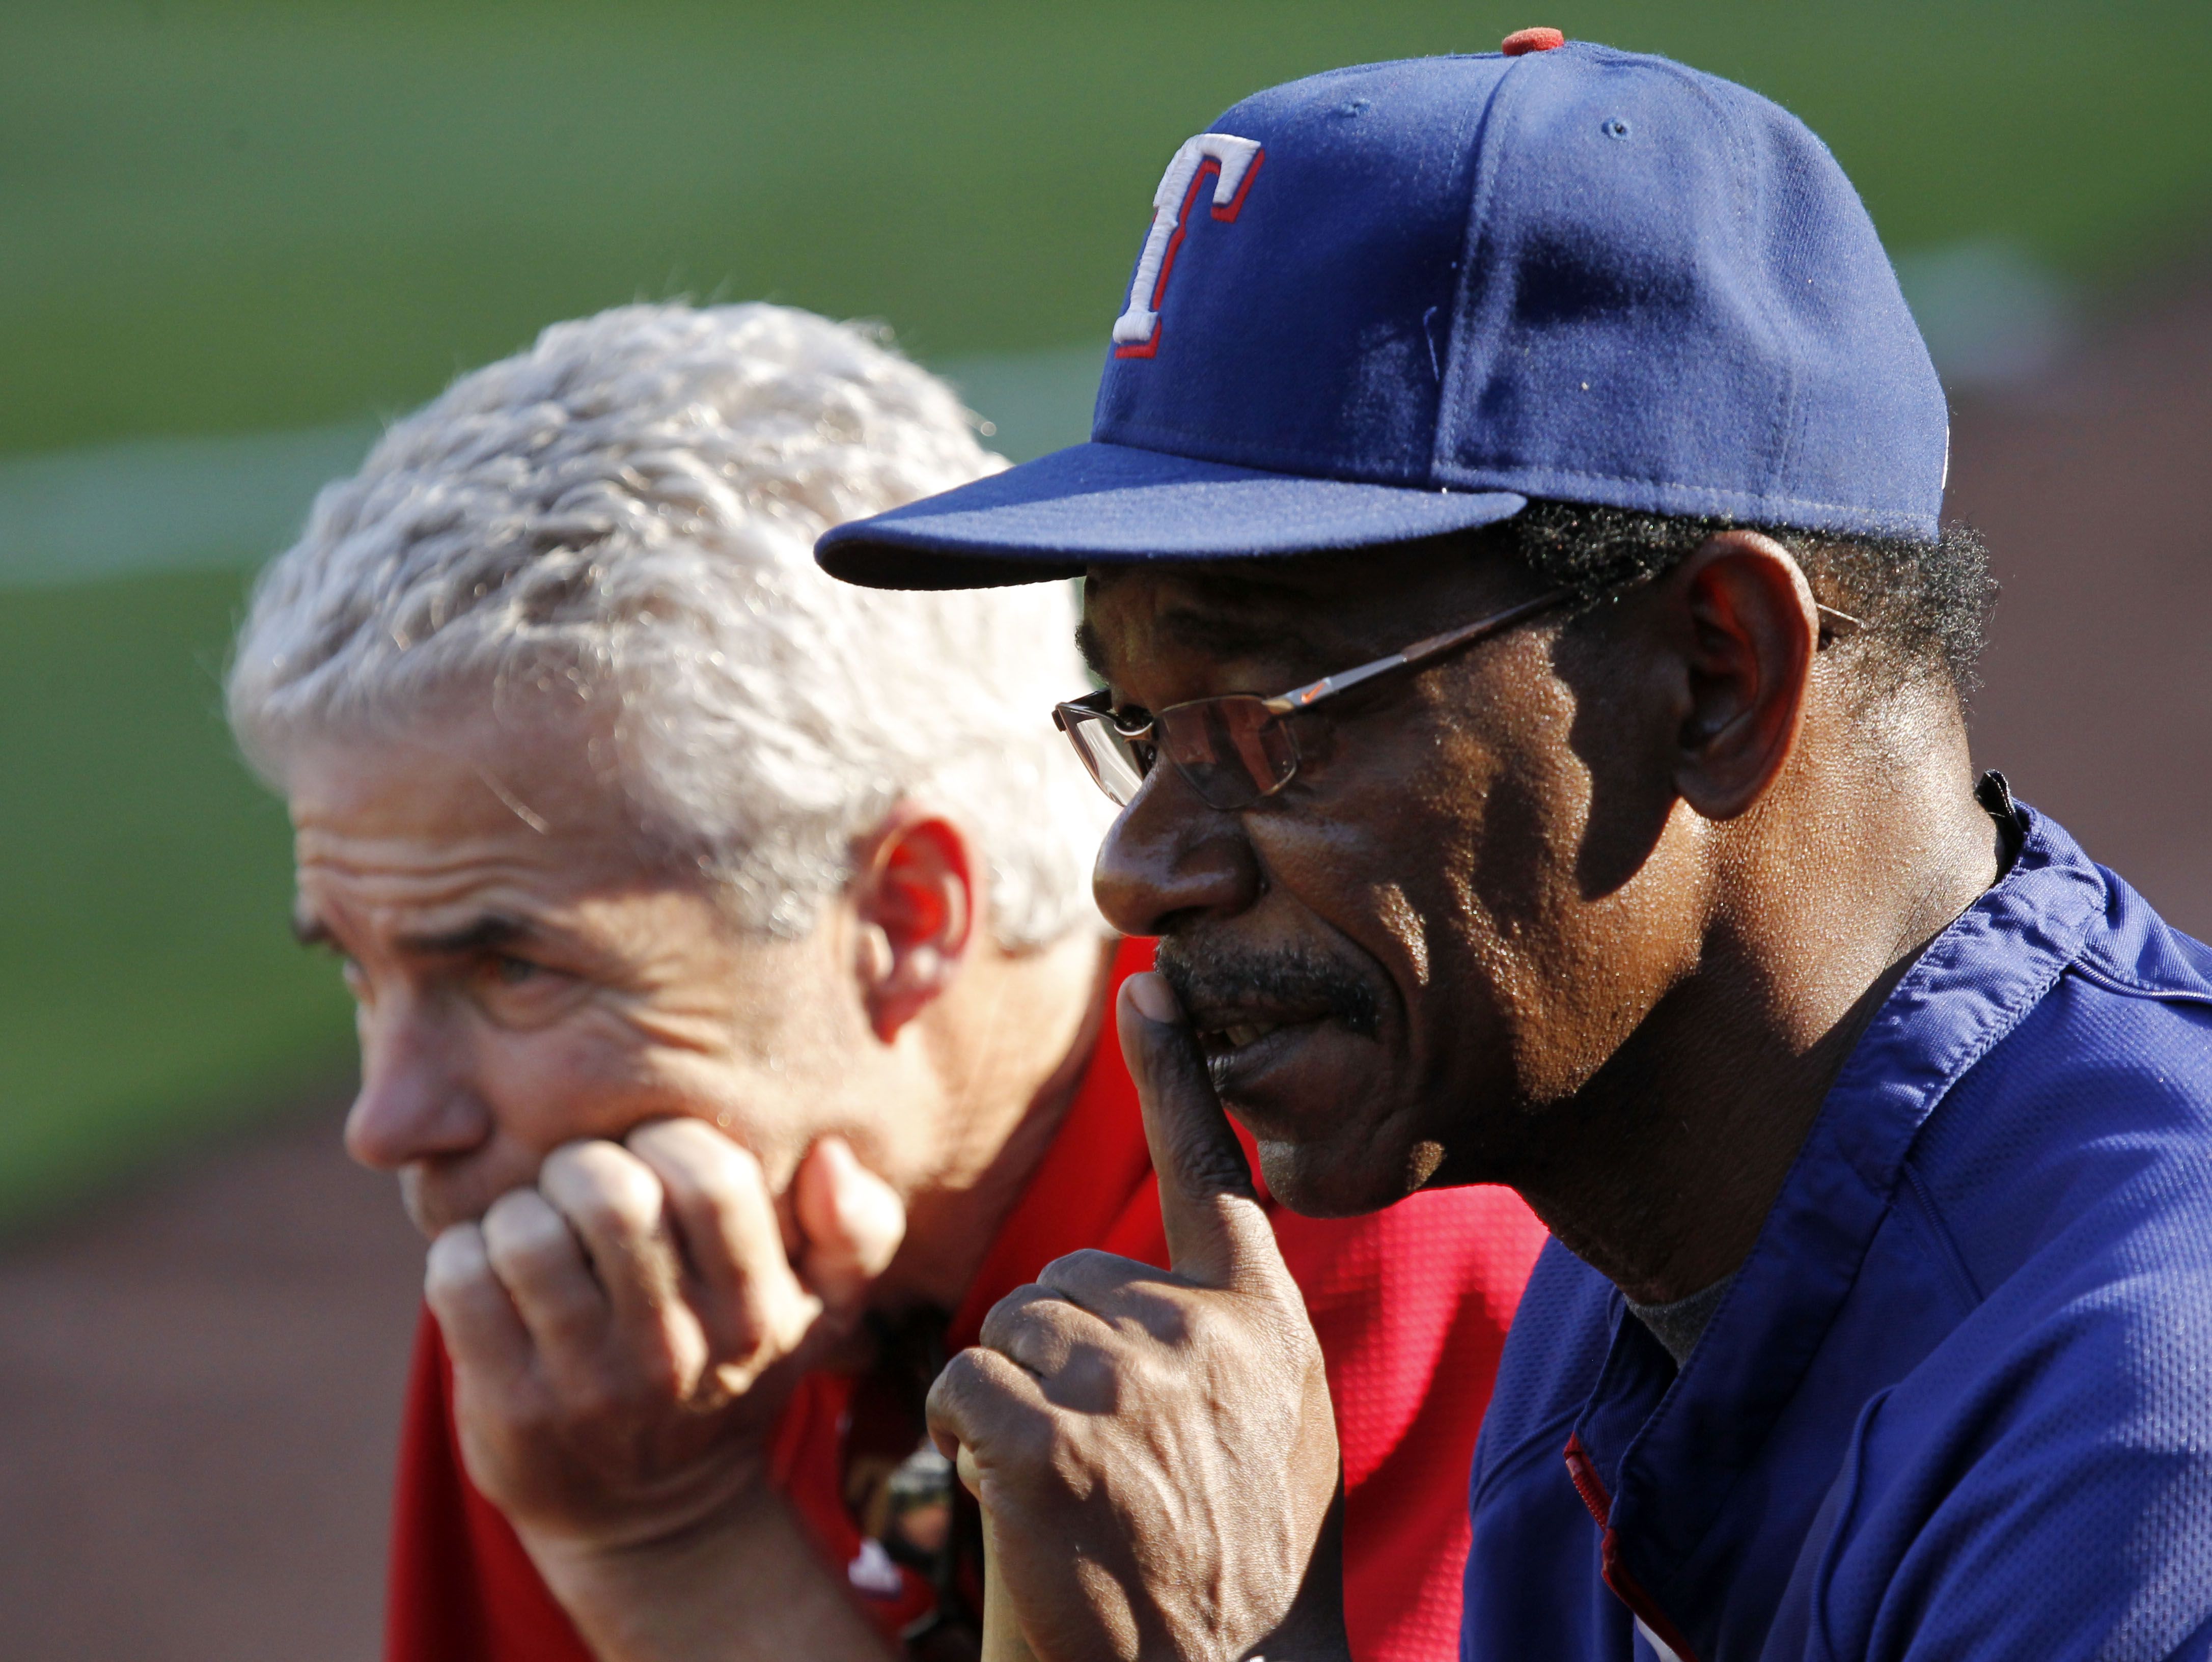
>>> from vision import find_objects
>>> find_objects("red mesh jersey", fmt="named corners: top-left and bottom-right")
top-left (383, 937), bottom-right (1547, 1662)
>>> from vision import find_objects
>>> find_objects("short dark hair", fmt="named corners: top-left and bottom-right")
top-left (1485, 500), bottom-right (1995, 699)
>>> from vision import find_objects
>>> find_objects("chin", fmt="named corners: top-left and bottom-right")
top-left (1206, 1026), bottom-right (1427, 1215)
top-left (1248, 1129), bottom-right (1428, 1218)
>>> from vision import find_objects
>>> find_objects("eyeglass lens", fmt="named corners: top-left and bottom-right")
top-left (1064, 714), bottom-right (1150, 806)
top-left (1064, 698), bottom-right (1301, 811)
top-left (1160, 697), bottom-right (1299, 809)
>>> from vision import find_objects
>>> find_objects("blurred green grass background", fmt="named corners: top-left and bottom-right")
top-left (0, 572), bottom-right (343, 1210)
top-left (5, 0), bottom-right (2210, 1221)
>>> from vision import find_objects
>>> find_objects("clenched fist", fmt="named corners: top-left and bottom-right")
top-left (928, 973), bottom-right (1349, 1662)
top-left (424, 1118), bottom-right (907, 1660)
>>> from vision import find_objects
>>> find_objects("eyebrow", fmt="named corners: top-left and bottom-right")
top-left (291, 909), bottom-right (537, 957)
top-left (395, 914), bottom-right (535, 957)
top-left (1075, 620), bottom-right (1110, 679)
top-left (1157, 606), bottom-right (1330, 666)
top-left (1075, 608), bottom-right (1336, 688)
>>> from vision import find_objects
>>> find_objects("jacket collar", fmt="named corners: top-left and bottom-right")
top-left (1568, 800), bottom-right (2110, 1625)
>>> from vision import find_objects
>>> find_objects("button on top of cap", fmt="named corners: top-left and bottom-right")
top-left (1501, 26), bottom-right (1566, 54)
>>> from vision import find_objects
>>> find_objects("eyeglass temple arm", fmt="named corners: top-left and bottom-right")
top-left (1262, 587), bottom-right (1873, 717)
top-left (1815, 602), bottom-right (1863, 641)
top-left (1266, 589), bottom-right (1575, 714)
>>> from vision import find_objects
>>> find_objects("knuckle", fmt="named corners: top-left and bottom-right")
top-left (548, 1140), bottom-right (664, 1226)
top-left (1038, 1247), bottom-right (1125, 1290)
top-left (975, 1286), bottom-right (1038, 1351)
top-left (538, 1139), bottom-right (603, 1189)
top-left (697, 1124), bottom-right (765, 1184)
top-left (695, 1142), bottom-right (774, 1212)
top-left (634, 1116), bottom-right (756, 1190)
top-left (1049, 1344), bottom-right (1125, 1416)
top-left (691, 1159), bottom-right (770, 1237)
top-left (708, 1137), bottom-right (766, 1194)
top-left (650, 1113), bottom-right (749, 1164)
top-left (621, 1115), bottom-right (695, 1159)
top-left (926, 1348), bottom-right (993, 1425)
top-left (424, 1225), bottom-right (490, 1295)
top-left (481, 1185), bottom-right (542, 1232)
top-left (927, 1367), bottom-right (1060, 1477)
top-left (482, 1189), bottom-right (571, 1266)
top-left (1120, 1338), bottom-right (1179, 1400)
top-left (567, 1194), bottom-right (640, 1246)
top-left (664, 1161), bottom-right (777, 1265)
top-left (977, 1286), bottom-right (1077, 1358)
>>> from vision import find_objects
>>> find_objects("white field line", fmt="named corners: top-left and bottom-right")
top-left (0, 345), bottom-right (1105, 590)
top-left (0, 244), bottom-right (2071, 594)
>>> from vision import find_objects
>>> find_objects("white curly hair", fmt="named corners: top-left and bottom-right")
top-left (227, 302), bottom-right (1110, 947)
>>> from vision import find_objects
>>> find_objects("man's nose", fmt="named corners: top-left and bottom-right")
top-left (343, 998), bottom-right (490, 1172)
top-left (1091, 772), bottom-right (1264, 937)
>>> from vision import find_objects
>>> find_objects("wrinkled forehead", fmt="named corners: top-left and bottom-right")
top-left (284, 701), bottom-right (645, 881)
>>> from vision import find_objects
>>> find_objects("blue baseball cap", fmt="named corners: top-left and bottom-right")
top-left (817, 36), bottom-right (1948, 591)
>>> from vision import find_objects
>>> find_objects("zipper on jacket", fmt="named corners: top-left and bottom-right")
top-left (1562, 1434), bottom-right (1703, 1662)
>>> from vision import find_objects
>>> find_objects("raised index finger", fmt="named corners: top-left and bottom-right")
top-left (1118, 971), bottom-right (1290, 1294)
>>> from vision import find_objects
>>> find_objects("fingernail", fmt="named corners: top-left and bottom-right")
top-left (1127, 971), bottom-right (1181, 1024)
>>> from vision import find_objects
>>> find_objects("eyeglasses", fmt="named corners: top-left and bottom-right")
top-left (1053, 589), bottom-right (1574, 811)
top-left (1056, 581), bottom-right (1869, 812)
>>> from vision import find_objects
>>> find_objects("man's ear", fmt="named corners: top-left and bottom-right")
top-left (1666, 531), bottom-right (1820, 821)
top-left (851, 806), bottom-right (976, 1044)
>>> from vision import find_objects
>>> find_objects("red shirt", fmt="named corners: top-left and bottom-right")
top-left (385, 939), bottom-right (1546, 1661)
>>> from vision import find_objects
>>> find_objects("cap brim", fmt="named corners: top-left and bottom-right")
top-left (815, 440), bottom-right (1527, 590)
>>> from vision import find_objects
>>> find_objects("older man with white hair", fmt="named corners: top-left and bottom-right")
top-left (227, 302), bottom-right (1544, 1662)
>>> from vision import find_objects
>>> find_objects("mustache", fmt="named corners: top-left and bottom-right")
top-left (1153, 937), bottom-right (1381, 1039)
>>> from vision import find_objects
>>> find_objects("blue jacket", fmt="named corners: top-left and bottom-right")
top-left (1462, 801), bottom-right (2212, 1661)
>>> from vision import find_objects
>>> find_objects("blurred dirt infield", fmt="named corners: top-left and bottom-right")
top-left (0, 1099), bottom-right (417, 1659)
top-left (0, 273), bottom-right (2205, 1660)
top-left (1953, 270), bottom-right (2212, 937)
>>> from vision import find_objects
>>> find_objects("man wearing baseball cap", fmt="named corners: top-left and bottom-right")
top-left (822, 32), bottom-right (2212, 1662)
